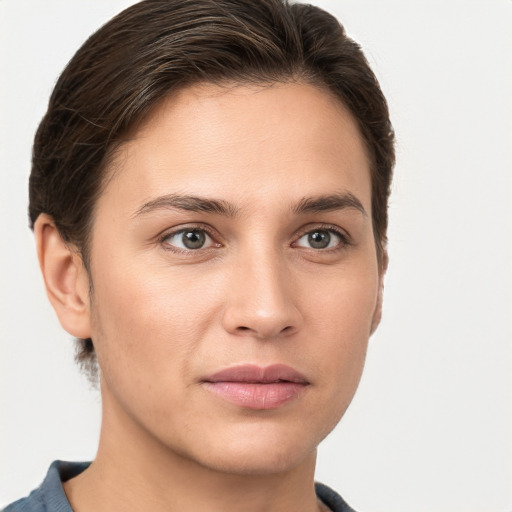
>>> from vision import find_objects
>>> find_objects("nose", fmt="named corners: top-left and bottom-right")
top-left (221, 248), bottom-right (303, 340)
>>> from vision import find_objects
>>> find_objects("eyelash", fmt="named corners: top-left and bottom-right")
top-left (157, 223), bottom-right (352, 253)
top-left (294, 223), bottom-right (352, 252)
top-left (157, 224), bottom-right (219, 254)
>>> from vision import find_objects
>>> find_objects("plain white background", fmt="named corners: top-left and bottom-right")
top-left (1, 1), bottom-right (511, 511)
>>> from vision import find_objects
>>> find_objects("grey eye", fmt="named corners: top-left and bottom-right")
top-left (296, 229), bottom-right (341, 249)
top-left (182, 230), bottom-right (206, 249)
top-left (164, 229), bottom-right (212, 250)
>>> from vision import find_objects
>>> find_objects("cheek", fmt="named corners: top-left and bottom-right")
top-left (304, 258), bottom-right (379, 340)
top-left (89, 259), bottom-right (220, 384)
top-left (302, 262), bottom-right (378, 407)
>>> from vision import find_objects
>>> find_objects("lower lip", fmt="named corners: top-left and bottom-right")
top-left (203, 381), bottom-right (307, 410)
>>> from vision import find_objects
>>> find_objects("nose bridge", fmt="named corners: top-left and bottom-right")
top-left (222, 238), bottom-right (301, 339)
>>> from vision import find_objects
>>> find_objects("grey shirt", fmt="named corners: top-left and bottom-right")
top-left (3, 461), bottom-right (357, 512)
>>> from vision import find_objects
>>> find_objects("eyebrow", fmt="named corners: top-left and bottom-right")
top-left (132, 194), bottom-right (239, 218)
top-left (292, 192), bottom-right (367, 217)
top-left (132, 191), bottom-right (367, 218)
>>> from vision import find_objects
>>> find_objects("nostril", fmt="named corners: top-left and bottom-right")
top-left (235, 325), bottom-right (294, 336)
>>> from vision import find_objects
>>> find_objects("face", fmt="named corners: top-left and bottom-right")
top-left (86, 82), bottom-right (382, 475)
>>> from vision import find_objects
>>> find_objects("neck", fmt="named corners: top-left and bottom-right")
top-left (64, 388), bottom-right (325, 512)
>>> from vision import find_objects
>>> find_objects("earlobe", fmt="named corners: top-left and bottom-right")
top-left (34, 214), bottom-right (92, 339)
top-left (370, 249), bottom-right (388, 335)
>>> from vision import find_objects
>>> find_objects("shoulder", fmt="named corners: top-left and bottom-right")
top-left (2, 461), bottom-right (90, 512)
top-left (315, 482), bottom-right (358, 512)
top-left (2, 491), bottom-right (45, 512)
top-left (4, 466), bottom-right (354, 512)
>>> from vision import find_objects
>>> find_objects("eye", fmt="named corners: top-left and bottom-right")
top-left (162, 229), bottom-right (215, 250)
top-left (295, 229), bottom-right (344, 250)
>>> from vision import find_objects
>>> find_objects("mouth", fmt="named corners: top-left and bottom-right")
top-left (202, 364), bottom-right (309, 410)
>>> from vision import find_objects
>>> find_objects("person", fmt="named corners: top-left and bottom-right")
top-left (3, 0), bottom-right (394, 511)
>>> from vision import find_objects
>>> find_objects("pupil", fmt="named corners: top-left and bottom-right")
top-left (182, 230), bottom-right (205, 249)
top-left (308, 231), bottom-right (330, 249)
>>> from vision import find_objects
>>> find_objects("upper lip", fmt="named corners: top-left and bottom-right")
top-left (203, 364), bottom-right (309, 384)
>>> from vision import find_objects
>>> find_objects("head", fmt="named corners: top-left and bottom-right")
top-left (31, 0), bottom-right (394, 475)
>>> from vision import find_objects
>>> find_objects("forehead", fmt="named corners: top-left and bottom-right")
top-left (99, 82), bottom-right (371, 216)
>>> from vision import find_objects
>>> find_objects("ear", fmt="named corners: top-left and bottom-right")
top-left (370, 248), bottom-right (388, 335)
top-left (34, 214), bottom-right (92, 339)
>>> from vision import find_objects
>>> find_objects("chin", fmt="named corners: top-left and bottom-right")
top-left (178, 421), bottom-right (323, 477)
top-left (202, 444), bottom-right (316, 476)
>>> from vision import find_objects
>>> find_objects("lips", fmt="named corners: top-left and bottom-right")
top-left (202, 364), bottom-right (309, 410)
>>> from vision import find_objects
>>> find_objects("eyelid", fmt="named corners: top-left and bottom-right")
top-left (157, 224), bottom-right (221, 252)
top-left (155, 222), bottom-right (351, 253)
top-left (292, 223), bottom-right (352, 250)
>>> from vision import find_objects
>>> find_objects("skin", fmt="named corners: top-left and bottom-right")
top-left (36, 82), bottom-right (385, 512)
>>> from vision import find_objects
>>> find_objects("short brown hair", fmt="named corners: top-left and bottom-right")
top-left (29, 0), bottom-right (395, 377)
